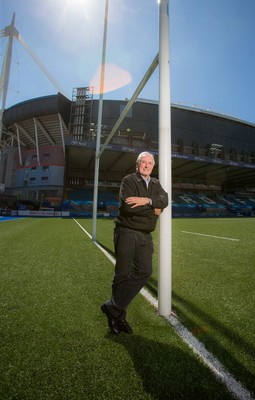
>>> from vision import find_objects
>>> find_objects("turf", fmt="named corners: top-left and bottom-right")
top-left (0, 217), bottom-right (253, 399)
top-left (81, 217), bottom-right (255, 397)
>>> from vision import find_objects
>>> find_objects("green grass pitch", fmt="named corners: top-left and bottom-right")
top-left (0, 217), bottom-right (254, 399)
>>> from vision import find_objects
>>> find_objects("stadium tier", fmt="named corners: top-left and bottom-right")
top-left (1, 88), bottom-right (255, 217)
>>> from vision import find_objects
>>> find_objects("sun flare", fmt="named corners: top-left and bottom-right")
top-left (90, 63), bottom-right (132, 94)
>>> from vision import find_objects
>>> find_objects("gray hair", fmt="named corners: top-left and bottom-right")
top-left (136, 152), bottom-right (155, 168)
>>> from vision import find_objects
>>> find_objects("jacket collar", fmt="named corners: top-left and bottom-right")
top-left (135, 172), bottom-right (157, 183)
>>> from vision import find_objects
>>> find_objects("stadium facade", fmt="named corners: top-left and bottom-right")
top-left (1, 87), bottom-right (255, 216)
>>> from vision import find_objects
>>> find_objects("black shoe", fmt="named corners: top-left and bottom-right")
top-left (117, 318), bottom-right (133, 334)
top-left (101, 304), bottom-right (120, 334)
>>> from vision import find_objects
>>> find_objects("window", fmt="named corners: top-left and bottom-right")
top-left (24, 170), bottom-right (30, 181)
top-left (42, 153), bottom-right (50, 163)
top-left (41, 177), bottom-right (48, 181)
top-left (42, 166), bottom-right (49, 172)
top-left (32, 155), bottom-right (37, 161)
top-left (31, 167), bottom-right (37, 172)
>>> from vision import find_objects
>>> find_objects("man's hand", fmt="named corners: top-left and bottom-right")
top-left (125, 197), bottom-right (150, 208)
top-left (154, 208), bottom-right (162, 216)
top-left (125, 197), bottom-right (162, 215)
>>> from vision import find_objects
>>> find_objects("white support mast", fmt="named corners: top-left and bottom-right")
top-left (18, 35), bottom-right (68, 98)
top-left (0, 13), bottom-right (69, 144)
top-left (0, 14), bottom-right (17, 142)
top-left (158, 0), bottom-right (172, 316)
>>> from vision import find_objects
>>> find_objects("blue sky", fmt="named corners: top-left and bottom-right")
top-left (1, 0), bottom-right (255, 123)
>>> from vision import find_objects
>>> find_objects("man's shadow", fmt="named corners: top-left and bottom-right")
top-left (107, 333), bottom-right (231, 400)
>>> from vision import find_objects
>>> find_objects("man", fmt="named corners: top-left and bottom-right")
top-left (101, 151), bottom-right (168, 334)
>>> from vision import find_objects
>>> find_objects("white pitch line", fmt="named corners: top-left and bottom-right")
top-left (182, 230), bottom-right (239, 241)
top-left (166, 314), bottom-right (254, 400)
top-left (74, 218), bottom-right (253, 400)
top-left (73, 218), bottom-right (116, 264)
top-left (74, 218), bottom-right (92, 239)
top-left (141, 287), bottom-right (253, 400)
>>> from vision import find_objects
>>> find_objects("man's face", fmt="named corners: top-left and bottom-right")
top-left (137, 155), bottom-right (154, 179)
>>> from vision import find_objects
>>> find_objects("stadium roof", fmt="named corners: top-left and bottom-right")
top-left (138, 98), bottom-right (255, 129)
top-left (1, 93), bottom-right (71, 153)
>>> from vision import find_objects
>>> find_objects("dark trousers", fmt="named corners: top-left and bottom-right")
top-left (106, 226), bottom-right (154, 319)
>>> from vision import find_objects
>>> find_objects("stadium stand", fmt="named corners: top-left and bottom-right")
top-left (1, 89), bottom-right (255, 218)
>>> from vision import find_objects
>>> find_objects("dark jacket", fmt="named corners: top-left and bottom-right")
top-left (115, 172), bottom-right (168, 233)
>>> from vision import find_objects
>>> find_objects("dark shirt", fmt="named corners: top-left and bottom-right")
top-left (115, 172), bottom-right (169, 233)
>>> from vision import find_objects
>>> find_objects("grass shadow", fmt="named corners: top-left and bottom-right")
top-left (107, 333), bottom-right (232, 400)
top-left (95, 244), bottom-right (255, 395)
top-left (147, 276), bottom-right (255, 395)
top-left (97, 241), bottom-right (115, 258)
